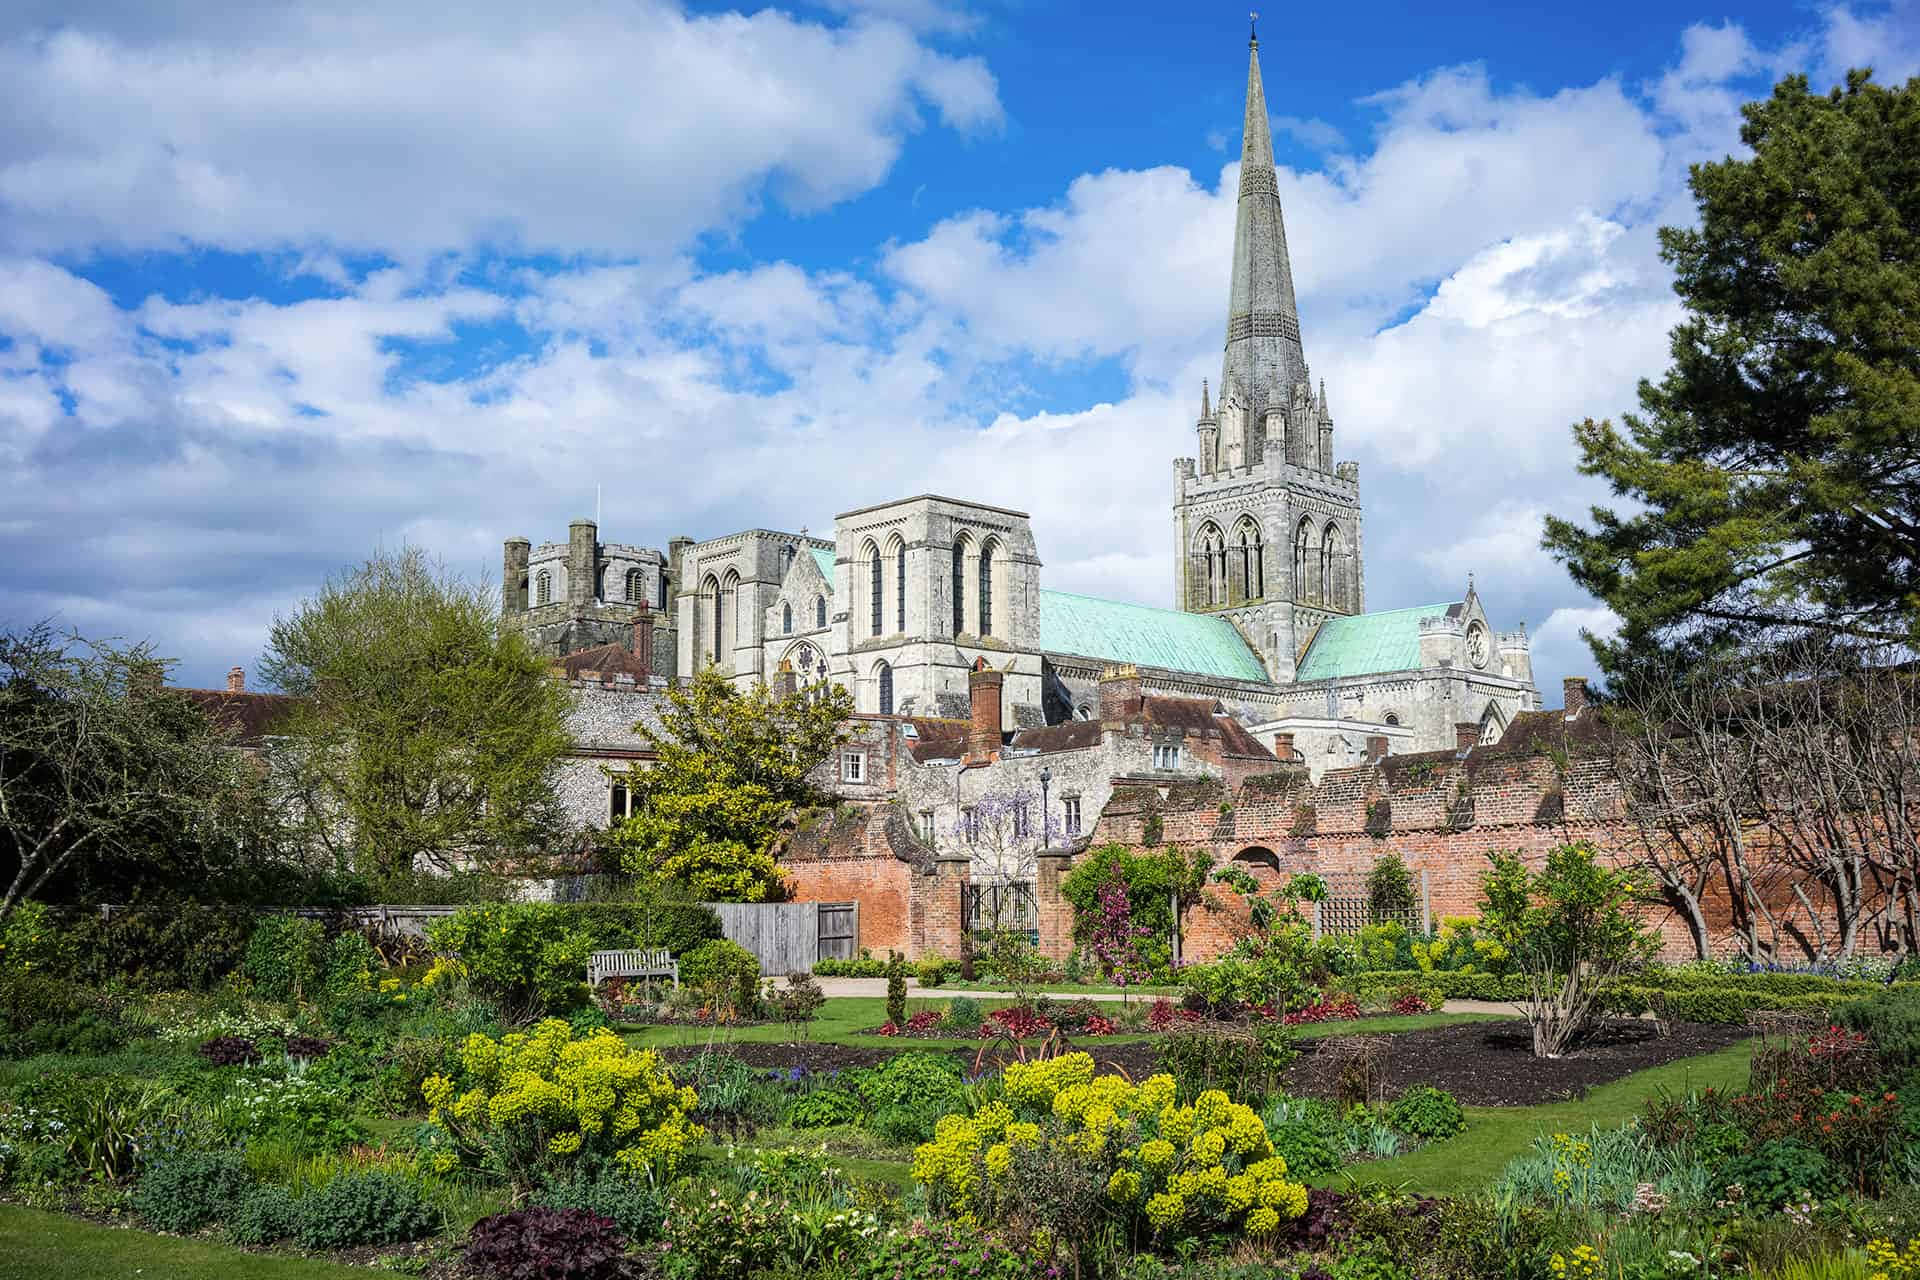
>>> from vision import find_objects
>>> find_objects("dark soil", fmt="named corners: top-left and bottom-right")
top-left (659, 1020), bottom-right (1753, 1106)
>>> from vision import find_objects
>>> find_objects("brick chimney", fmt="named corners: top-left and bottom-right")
top-left (1098, 664), bottom-right (1143, 727)
top-left (631, 610), bottom-right (654, 679)
top-left (1273, 731), bottom-right (1296, 762)
top-left (1366, 734), bottom-right (1389, 763)
top-left (1564, 676), bottom-right (1589, 720)
top-left (967, 659), bottom-right (1004, 762)
top-left (1455, 722), bottom-right (1480, 753)
top-left (226, 666), bottom-right (245, 693)
top-left (773, 659), bottom-right (797, 699)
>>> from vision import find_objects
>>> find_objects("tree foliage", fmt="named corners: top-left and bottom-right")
top-left (261, 547), bottom-right (574, 884)
top-left (0, 624), bottom-right (282, 918)
top-left (1543, 70), bottom-right (1920, 678)
top-left (606, 668), bottom-right (851, 902)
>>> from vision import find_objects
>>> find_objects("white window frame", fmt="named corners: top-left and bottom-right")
top-left (1153, 743), bottom-right (1181, 770)
top-left (841, 751), bottom-right (866, 784)
top-left (918, 809), bottom-right (935, 840)
top-left (608, 773), bottom-right (634, 823)
top-left (1063, 796), bottom-right (1082, 835)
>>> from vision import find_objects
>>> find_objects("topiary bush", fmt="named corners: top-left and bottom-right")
top-left (292, 1169), bottom-right (440, 1249)
top-left (134, 1149), bottom-right (255, 1233)
top-left (1387, 1085), bottom-right (1466, 1142)
top-left (679, 938), bottom-right (761, 1017)
top-left (463, 1207), bottom-right (633, 1280)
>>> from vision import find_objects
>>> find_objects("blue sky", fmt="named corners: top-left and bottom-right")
top-left (1, 0), bottom-right (1915, 696)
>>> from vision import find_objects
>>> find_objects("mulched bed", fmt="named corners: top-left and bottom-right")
top-left (660, 1020), bottom-right (1753, 1106)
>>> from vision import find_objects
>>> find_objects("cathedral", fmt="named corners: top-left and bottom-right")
top-left (502, 33), bottom-right (1540, 783)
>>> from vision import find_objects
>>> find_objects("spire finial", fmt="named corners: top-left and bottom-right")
top-left (1249, 11), bottom-right (1259, 47)
top-left (1200, 378), bottom-right (1212, 419)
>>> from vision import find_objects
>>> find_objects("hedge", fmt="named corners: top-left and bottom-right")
top-left (1345, 970), bottom-right (1528, 1002)
top-left (1602, 986), bottom-right (1856, 1024)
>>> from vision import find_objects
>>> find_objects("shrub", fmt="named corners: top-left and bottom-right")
top-left (1366, 854), bottom-right (1416, 923)
top-left (423, 1020), bottom-right (702, 1189)
top-left (0, 971), bottom-right (115, 1057)
top-left (229, 1185), bottom-right (300, 1245)
top-left (680, 939), bottom-right (761, 1018)
top-left (942, 995), bottom-right (985, 1031)
top-left (292, 1169), bottom-right (440, 1249)
top-left (426, 904), bottom-right (596, 1017)
top-left (1061, 844), bottom-right (1210, 979)
top-left (1719, 1139), bottom-right (1841, 1208)
top-left (572, 898), bottom-right (721, 957)
top-left (134, 1149), bottom-right (254, 1233)
top-left (1387, 1086), bottom-right (1466, 1142)
top-left (244, 915), bottom-right (328, 1001)
top-left (1841, 986), bottom-right (1920, 1074)
top-left (787, 1087), bottom-right (864, 1129)
top-left (813, 956), bottom-right (888, 978)
top-left (854, 1052), bottom-right (965, 1111)
top-left (1156, 1024), bottom-right (1296, 1102)
top-left (198, 1035), bottom-right (261, 1067)
top-left (872, 1101), bottom-right (946, 1146)
top-left (324, 929), bottom-right (379, 1000)
top-left (464, 1207), bottom-right (632, 1280)
top-left (1262, 1096), bottom-right (1341, 1178)
top-left (849, 1221), bottom-right (1033, 1280)
top-left (285, 1035), bottom-right (333, 1061)
top-left (915, 955), bottom-right (950, 988)
top-left (765, 971), bottom-right (825, 1031)
top-left (886, 951), bottom-right (908, 1028)
top-left (60, 903), bottom-right (254, 992)
top-left (532, 1170), bottom-right (667, 1243)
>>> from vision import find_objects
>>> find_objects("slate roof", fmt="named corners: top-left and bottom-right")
top-left (556, 644), bottom-right (650, 680)
top-left (1294, 603), bottom-right (1452, 681)
top-left (1138, 695), bottom-right (1273, 758)
top-left (1038, 590), bottom-right (1267, 683)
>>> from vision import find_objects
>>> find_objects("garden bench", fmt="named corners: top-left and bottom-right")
top-left (587, 947), bottom-right (679, 990)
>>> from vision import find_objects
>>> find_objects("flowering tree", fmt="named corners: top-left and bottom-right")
top-left (1088, 879), bottom-right (1153, 998)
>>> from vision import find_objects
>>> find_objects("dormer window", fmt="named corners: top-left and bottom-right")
top-left (1153, 743), bottom-right (1181, 770)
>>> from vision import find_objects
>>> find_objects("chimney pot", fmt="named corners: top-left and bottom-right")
top-left (967, 662), bottom-right (1005, 761)
top-left (1366, 734), bottom-right (1389, 763)
top-left (227, 666), bottom-right (245, 693)
top-left (1564, 676), bottom-right (1589, 719)
top-left (1274, 731), bottom-right (1296, 761)
top-left (1098, 664), bottom-right (1143, 726)
top-left (1455, 722), bottom-right (1480, 753)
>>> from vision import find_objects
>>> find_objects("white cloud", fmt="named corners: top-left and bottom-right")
top-left (1531, 606), bottom-right (1623, 694)
top-left (0, 2), bottom-right (1001, 256)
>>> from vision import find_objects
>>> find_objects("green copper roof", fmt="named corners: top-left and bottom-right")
top-left (1295, 604), bottom-right (1450, 681)
top-left (810, 548), bottom-right (835, 586)
top-left (1039, 590), bottom-right (1268, 683)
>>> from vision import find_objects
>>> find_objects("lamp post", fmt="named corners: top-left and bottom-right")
top-left (1040, 767), bottom-right (1052, 850)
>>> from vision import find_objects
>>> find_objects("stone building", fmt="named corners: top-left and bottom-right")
top-left (503, 32), bottom-right (1544, 882)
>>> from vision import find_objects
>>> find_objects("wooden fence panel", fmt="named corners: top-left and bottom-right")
top-left (816, 902), bottom-right (857, 961)
top-left (706, 901), bottom-right (824, 975)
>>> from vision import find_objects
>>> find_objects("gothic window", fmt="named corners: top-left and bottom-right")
top-left (535, 569), bottom-right (552, 605)
top-left (1320, 523), bottom-right (1346, 611)
top-left (866, 542), bottom-right (882, 637)
top-left (703, 575), bottom-right (722, 661)
top-left (951, 536), bottom-right (969, 635)
top-left (877, 661), bottom-right (894, 715)
top-left (1293, 518), bottom-right (1316, 604)
top-left (1197, 522), bottom-right (1226, 607)
top-left (782, 602), bottom-right (792, 634)
top-left (895, 539), bottom-right (906, 633)
top-left (625, 568), bottom-right (642, 603)
top-left (815, 595), bottom-right (827, 629)
top-left (1235, 517), bottom-right (1263, 600)
top-left (608, 775), bottom-right (633, 823)
top-left (1384, 712), bottom-right (1401, 726)
top-left (979, 538), bottom-right (998, 637)
top-left (722, 569), bottom-right (741, 654)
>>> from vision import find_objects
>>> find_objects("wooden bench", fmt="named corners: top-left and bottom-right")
top-left (587, 948), bottom-right (679, 989)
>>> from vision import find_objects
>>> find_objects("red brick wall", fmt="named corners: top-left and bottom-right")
top-left (786, 856), bottom-right (914, 957)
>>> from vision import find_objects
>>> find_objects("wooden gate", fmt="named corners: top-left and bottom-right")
top-left (816, 902), bottom-right (858, 962)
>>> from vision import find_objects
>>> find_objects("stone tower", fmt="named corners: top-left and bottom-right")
top-left (1171, 29), bottom-right (1364, 684)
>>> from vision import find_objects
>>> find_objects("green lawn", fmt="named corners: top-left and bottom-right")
top-left (1336, 1038), bottom-right (1757, 1195)
top-left (0, 1205), bottom-right (371, 1279)
top-left (622, 997), bottom-right (1511, 1051)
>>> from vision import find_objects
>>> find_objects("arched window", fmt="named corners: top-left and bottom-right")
top-left (1293, 518), bottom-right (1316, 604)
top-left (1321, 523), bottom-right (1346, 611)
top-left (877, 661), bottom-right (894, 715)
top-left (625, 568), bottom-right (642, 603)
top-left (721, 569), bottom-right (741, 657)
top-left (782, 602), bottom-right (793, 634)
top-left (658, 572), bottom-right (669, 611)
top-left (978, 539), bottom-right (998, 637)
top-left (866, 542), bottom-right (883, 637)
top-left (894, 538), bottom-right (906, 633)
top-left (815, 595), bottom-right (827, 629)
top-left (595, 564), bottom-right (606, 600)
top-left (1235, 518), bottom-right (1263, 600)
top-left (1384, 711), bottom-right (1401, 727)
top-left (535, 569), bottom-right (552, 605)
top-left (1197, 523), bottom-right (1226, 607)
top-left (951, 536), bottom-right (969, 635)
top-left (703, 575), bottom-right (722, 662)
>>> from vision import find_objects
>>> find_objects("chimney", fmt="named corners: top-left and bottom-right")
top-left (967, 659), bottom-right (1004, 762)
top-left (226, 666), bottom-right (245, 693)
top-left (1564, 676), bottom-right (1589, 720)
top-left (1455, 722), bottom-right (1480, 753)
top-left (1366, 734), bottom-right (1389, 763)
top-left (1273, 731), bottom-right (1296, 762)
top-left (1098, 664), bottom-right (1143, 727)
top-left (631, 612), bottom-right (654, 680)
top-left (773, 659), bottom-right (797, 700)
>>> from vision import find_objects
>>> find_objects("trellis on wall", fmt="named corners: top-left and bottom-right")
top-left (1308, 869), bottom-right (1431, 938)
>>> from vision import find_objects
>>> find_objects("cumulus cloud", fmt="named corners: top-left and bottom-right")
top-left (0, 1), bottom-right (1001, 256)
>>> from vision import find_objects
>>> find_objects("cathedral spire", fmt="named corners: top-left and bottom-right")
top-left (1222, 31), bottom-right (1308, 423)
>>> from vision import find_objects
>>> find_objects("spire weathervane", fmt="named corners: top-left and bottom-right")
top-left (1249, 11), bottom-right (1259, 45)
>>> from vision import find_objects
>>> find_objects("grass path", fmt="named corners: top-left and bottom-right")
top-left (622, 997), bottom-right (1509, 1051)
top-left (0, 1205), bottom-right (370, 1280)
top-left (1335, 1039), bottom-right (1757, 1195)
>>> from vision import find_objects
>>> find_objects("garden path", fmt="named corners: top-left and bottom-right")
top-left (804, 975), bottom-right (1519, 1017)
